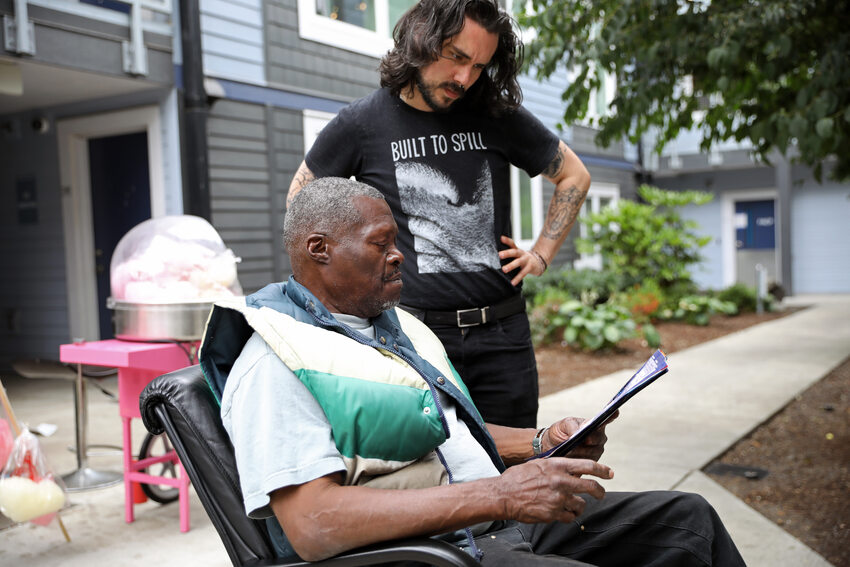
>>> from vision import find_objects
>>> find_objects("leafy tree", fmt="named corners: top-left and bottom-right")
top-left (518, 0), bottom-right (850, 181)
top-left (577, 185), bottom-right (712, 290)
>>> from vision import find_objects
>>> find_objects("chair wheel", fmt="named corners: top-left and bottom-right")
top-left (138, 432), bottom-right (180, 504)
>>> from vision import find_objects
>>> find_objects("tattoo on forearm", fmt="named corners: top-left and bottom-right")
top-left (287, 167), bottom-right (316, 206)
top-left (542, 185), bottom-right (583, 240)
top-left (542, 145), bottom-right (565, 179)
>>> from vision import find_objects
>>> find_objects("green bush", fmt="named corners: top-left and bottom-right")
top-left (658, 295), bottom-right (738, 326)
top-left (523, 266), bottom-right (623, 306)
top-left (716, 283), bottom-right (775, 313)
top-left (530, 298), bottom-right (637, 350)
top-left (577, 185), bottom-right (712, 291)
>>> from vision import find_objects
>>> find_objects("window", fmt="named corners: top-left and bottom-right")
top-left (298, 0), bottom-right (417, 57)
top-left (302, 109), bottom-right (357, 181)
top-left (567, 65), bottom-right (615, 127)
top-left (509, 166), bottom-right (543, 250)
top-left (573, 182), bottom-right (620, 270)
top-left (302, 109), bottom-right (337, 152)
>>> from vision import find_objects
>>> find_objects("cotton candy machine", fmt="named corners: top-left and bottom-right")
top-left (107, 215), bottom-right (243, 342)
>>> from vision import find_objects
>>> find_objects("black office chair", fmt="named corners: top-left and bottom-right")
top-left (139, 365), bottom-right (480, 567)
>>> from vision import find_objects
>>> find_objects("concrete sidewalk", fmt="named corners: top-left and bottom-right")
top-left (539, 294), bottom-right (850, 566)
top-left (1, 294), bottom-right (847, 566)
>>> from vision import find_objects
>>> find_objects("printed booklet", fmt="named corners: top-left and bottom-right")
top-left (534, 349), bottom-right (669, 459)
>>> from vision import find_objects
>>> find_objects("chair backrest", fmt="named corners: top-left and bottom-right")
top-left (140, 364), bottom-right (480, 567)
top-left (140, 365), bottom-right (275, 566)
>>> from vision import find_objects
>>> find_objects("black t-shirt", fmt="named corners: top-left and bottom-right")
top-left (305, 88), bottom-right (560, 310)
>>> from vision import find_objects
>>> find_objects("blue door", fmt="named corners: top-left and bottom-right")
top-left (735, 200), bottom-right (775, 250)
top-left (89, 132), bottom-right (152, 338)
top-left (734, 199), bottom-right (776, 288)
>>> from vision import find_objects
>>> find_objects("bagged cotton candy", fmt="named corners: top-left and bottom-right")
top-left (0, 428), bottom-right (68, 525)
top-left (0, 476), bottom-right (65, 523)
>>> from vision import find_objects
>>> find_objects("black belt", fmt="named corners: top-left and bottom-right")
top-left (402, 294), bottom-right (526, 328)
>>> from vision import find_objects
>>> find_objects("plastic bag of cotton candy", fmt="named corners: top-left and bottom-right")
top-left (109, 215), bottom-right (243, 303)
top-left (0, 428), bottom-right (66, 525)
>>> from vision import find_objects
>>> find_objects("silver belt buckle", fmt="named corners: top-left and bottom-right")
top-left (456, 307), bottom-right (483, 328)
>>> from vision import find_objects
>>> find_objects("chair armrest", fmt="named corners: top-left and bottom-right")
top-left (248, 537), bottom-right (480, 567)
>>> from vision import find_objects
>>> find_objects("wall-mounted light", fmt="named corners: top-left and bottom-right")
top-left (32, 116), bottom-right (50, 134)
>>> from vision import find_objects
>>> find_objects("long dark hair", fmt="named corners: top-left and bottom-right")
top-left (379, 0), bottom-right (523, 117)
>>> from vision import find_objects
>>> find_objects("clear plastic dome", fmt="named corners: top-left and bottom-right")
top-left (109, 215), bottom-right (243, 303)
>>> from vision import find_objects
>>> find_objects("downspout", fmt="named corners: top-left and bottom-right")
top-left (179, 0), bottom-right (211, 220)
top-left (635, 137), bottom-right (652, 189)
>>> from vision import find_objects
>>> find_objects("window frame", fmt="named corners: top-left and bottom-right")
top-left (509, 165), bottom-right (544, 250)
top-left (573, 182), bottom-right (620, 270)
top-left (302, 109), bottom-right (338, 152)
top-left (297, 0), bottom-right (397, 58)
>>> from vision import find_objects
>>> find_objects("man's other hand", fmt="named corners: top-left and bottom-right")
top-left (496, 457), bottom-right (612, 524)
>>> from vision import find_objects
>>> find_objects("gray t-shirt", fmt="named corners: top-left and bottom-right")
top-left (221, 325), bottom-right (500, 519)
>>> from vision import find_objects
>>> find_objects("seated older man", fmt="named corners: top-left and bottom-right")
top-left (199, 177), bottom-right (745, 566)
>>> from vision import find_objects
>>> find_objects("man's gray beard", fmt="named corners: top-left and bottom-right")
top-left (379, 297), bottom-right (401, 313)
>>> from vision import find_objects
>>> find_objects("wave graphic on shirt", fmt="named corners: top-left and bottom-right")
top-left (396, 161), bottom-right (500, 274)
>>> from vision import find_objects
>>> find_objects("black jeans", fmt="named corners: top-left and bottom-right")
top-left (459, 491), bottom-right (746, 567)
top-left (428, 311), bottom-right (539, 429)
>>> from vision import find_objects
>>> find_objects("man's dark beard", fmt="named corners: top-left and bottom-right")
top-left (414, 71), bottom-right (464, 113)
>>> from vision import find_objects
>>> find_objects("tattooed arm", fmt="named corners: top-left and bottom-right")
top-left (499, 140), bottom-right (590, 286)
top-left (287, 161), bottom-right (316, 207)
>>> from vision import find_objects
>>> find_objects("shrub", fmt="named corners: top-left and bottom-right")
top-left (716, 283), bottom-right (776, 313)
top-left (577, 185), bottom-right (712, 291)
top-left (523, 266), bottom-right (623, 307)
top-left (529, 298), bottom-right (637, 350)
top-left (611, 280), bottom-right (665, 323)
top-left (659, 295), bottom-right (738, 326)
top-left (559, 300), bottom-right (638, 350)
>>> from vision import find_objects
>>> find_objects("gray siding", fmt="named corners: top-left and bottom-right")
top-left (265, 0), bottom-right (380, 101)
top-left (653, 167), bottom-right (776, 193)
top-left (543, 165), bottom-right (637, 270)
top-left (0, 118), bottom-right (69, 367)
top-left (269, 107), bottom-right (304, 277)
top-left (206, 102), bottom-right (304, 287)
top-left (208, 99), bottom-right (280, 293)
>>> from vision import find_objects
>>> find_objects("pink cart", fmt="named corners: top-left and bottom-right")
top-left (60, 339), bottom-right (196, 532)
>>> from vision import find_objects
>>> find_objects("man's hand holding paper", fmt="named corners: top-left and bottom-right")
top-left (529, 350), bottom-right (669, 461)
top-left (544, 412), bottom-right (620, 462)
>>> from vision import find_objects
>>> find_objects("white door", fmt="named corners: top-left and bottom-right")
top-left (57, 106), bottom-right (165, 340)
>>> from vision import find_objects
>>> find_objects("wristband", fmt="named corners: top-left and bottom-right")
top-left (532, 426), bottom-right (548, 456)
top-left (530, 249), bottom-right (548, 273)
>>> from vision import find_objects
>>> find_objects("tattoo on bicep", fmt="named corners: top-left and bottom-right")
top-left (542, 145), bottom-right (565, 179)
top-left (287, 166), bottom-right (316, 206)
top-left (542, 185), bottom-right (583, 240)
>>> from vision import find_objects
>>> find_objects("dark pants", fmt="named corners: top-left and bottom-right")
top-left (461, 491), bottom-right (746, 566)
top-left (428, 311), bottom-right (539, 429)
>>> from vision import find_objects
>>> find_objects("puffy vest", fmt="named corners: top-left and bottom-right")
top-left (200, 277), bottom-right (504, 486)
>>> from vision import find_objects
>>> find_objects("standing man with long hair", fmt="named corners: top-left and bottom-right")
top-left (288, 0), bottom-right (590, 429)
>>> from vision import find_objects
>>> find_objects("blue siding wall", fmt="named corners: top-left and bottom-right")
top-left (519, 72), bottom-right (570, 139)
top-left (791, 182), bottom-right (850, 293)
top-left (681, 199), bottom-right (725, 290)
top-left (201, 0), bottom-right (266, 84)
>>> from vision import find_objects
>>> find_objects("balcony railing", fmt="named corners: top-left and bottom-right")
top-left (3, 0), bottom-right (173, 76)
